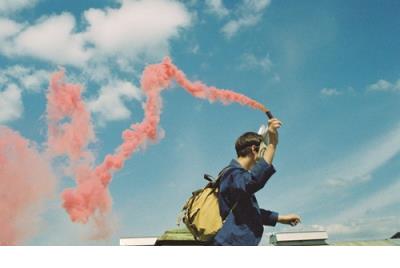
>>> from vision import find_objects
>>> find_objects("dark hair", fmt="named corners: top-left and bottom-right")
top-left (235, 132), bottom-right (263, 157)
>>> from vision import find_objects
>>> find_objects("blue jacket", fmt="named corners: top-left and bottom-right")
top-left (213, 158), bottom-right (279, 246)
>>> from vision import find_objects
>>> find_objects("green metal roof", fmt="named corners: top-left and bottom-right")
top-left (155, 228), bottom-right (206, 245)
top-left (157, 228), bottom-right (196, 241)
top-left (154, 227), bottom-right (400, 246)
top-left (332, 239), bottom-right (400, 246)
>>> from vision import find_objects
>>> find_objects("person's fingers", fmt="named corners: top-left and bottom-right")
top-left (271, 121), bottom-right (282, 127)
top-left (268, 119), bottom-right (282, 125)
top-left (269, 121), bottom-right (282, 128)
top-left (288, 216), bottom-right (301, 226)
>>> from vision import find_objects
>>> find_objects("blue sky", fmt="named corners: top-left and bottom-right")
top-left (1, 0), bottom-right (400, 245)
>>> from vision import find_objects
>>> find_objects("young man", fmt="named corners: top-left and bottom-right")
top-left (213, 118), bottom-right (301, 246)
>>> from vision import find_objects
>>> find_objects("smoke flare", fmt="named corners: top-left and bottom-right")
top-left (57, 57), bottom-right (269, 225)
top-left (0, 57), bottom-right (269, 243)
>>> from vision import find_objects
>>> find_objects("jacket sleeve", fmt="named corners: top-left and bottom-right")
top-left (230, 159), bottom-right (276, 195)
top-left (260, 209), bottom-right (279, 226)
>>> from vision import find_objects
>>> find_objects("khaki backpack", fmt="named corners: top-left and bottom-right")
top-left (178, 167), bottom-right (236, 242)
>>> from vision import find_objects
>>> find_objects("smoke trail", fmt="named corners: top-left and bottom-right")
top-left (159, 57), bottom-right (268, 112)
top-left (58, 57), bottom-right (269, 225)
top-left (0, 58), bottom-right (269, 242)
top-left (46, 71), bottom-right (112, 230)
top-left (47, 70), bottom-right (95, 161)
top-left (0, 127), bottom-right (56, 245)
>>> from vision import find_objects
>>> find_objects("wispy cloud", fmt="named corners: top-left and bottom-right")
top-left (205, 0), bottom-right (229, 18)
top-left (276, 177), bottom-right (400, 240)
top-left (190, 44), bottom-right (200, 54)
top-left (0, 65), bottom-right (50, 123)
top-left (320, 86), bottom-right (356, 97)
top-left (329, 178), bottom-right (400, 223)
top-left (296, 216), bottom-right (400, 241)
top-left (367, 78), bottom-right (400, 93)
top-left (0, 84), bottom-right (23, 123)
top-left (221, 0), bottom-right (271, 39)
top-left (320, 87), bottom-right (341, 96)
top-left (88, 80), bottom-right (142, 125)
top-left (239, 53), bottom-right (272, 72)
top-left (295, 174), bottom-right (400, 240)
top-left (0, 18), bottom-right (24, 40)
top-left (324, 122), bottom-right (400, 188)
top-left (0, 65), bottom-right (50, 92)
top-left (269, 121), bottom-right (400, 218)
top-left (266, 121), bottom-right (400, 241)
top-left (0, 0), bottom-right (40, 15)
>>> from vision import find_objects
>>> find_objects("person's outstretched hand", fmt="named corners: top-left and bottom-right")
top-left (277, 214), bottom-right (301, 226)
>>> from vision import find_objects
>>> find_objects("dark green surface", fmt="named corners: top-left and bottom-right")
top-left (155, 228), bottom-right (400, 246)
top-left (332, 239), bottom-right (400, 246)
top-left (155, 228), bottom-right (207, 246)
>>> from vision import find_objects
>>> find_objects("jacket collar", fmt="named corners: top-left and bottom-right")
top-left (230, 159), bottom-right (245, 170)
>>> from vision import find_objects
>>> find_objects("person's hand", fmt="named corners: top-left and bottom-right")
top-left (277, 214), bottom-right (301, 226)
top-left (267, 118), bottom-right (282, 145)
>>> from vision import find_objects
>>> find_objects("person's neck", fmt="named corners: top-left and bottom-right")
top-left (236, 157), bottom-right (252, 170)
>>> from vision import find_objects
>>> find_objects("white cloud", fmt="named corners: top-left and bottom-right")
top-left (0, 84), bottom-right (23, 123)
top-left (1, 65), bottom-right (30, 78)
top-left (88, 80), bottom-right (142, 124)
top-left (320, 87), bottom-right (341, 96)
top-left (0, 0), bottom-right (40, 14)
top-left (0, 65), bottom-right (50, 92)
top-left (0, 18), bottom-right (23, 40)
top-left (83, 0), bottom-right (191, 60)
top-left (239, 53), bottom-right (272, 72)
top-left (205, 0), bottom-right (229, 18)
top-left (222, 15), bottom-right (260, 39)
top-left (0, 18), bottom-right (23, 56)
top-left (0, 0), bottom-right (192, 67)
top-left (0, 0), bottom-right (191, 124)
top-left (19, 69), bottom-right (50, 91)
top-left (367, 79), bottom-right (400, 93)
top-left (221, 0), bottom-right (271, 39)
top-left (11, 13), bottom-right (92, 67)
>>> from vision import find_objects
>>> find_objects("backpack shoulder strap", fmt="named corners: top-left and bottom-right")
top-left (215, 166), bottom-right (234, 186)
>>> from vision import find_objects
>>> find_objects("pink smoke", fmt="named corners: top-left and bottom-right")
top-left (150, 57), bottom-right (268, 112)
top-left (0, 57), bottom-right (268, 244)
top-left (0, 127), bottom-right (56, 245)
top-left (46, 71), bottom-right (112, 229)
top-left (46, 70), bottom-right (95, 161)
top-left (57, 57), bottom-right (268, 226)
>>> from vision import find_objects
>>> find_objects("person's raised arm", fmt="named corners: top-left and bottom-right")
top-left (263, 118), bottom-right (282, 165)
